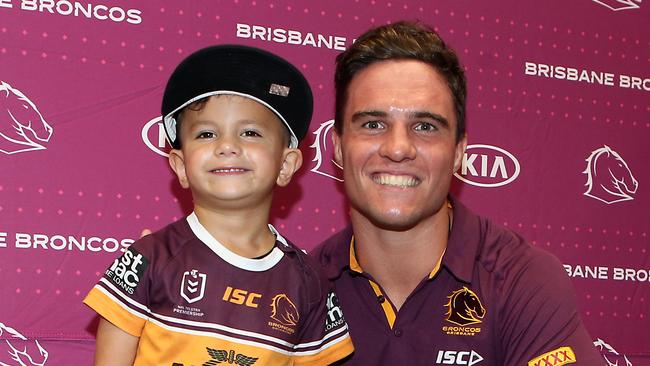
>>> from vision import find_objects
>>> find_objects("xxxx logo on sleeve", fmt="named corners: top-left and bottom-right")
top-left (528, 347), bottom-right (576, 366)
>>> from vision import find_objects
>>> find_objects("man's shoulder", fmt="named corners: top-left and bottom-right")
top-left (309, 225), bottom-right (353, 278)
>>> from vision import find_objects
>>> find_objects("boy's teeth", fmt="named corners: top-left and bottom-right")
top-left (373, 174), bottom-right (419, 187)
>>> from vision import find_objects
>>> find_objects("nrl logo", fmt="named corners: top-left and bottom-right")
top-left (444, 287), bottom-right (486, 326)
top-left (583, 145), bottom-right (638, 204)
top-left (594, 338), bottom-right (633, 366)
top-left (0, 81), bottom-right (53, 155)
top-left (592, 0), bottom-right (642, 11)
top-left (0, 322), bottom-right (49, 366)
top-left (309, 119), bottom-right (343, 182)
top-left (180, 269), bottom-right (207, 304)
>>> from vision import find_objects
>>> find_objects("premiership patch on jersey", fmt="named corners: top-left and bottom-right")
top-left (441, 286), bottom-right (486, 336)
top-left (181, 269), bottom-right (207, 304)
top-left (105, 247), bottom-right (149, 295)
top-left (268, 294), bottom-right (299, 334)
top-left (527, 347), bottom-right (576, 366)
top-left (325, 291), bottom-right (345, 331)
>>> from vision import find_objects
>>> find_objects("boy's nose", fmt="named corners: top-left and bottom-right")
top-left (214, 136), bottom-right (241, 156)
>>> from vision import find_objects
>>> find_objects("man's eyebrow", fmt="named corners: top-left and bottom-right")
top-left (350, 110), bottom-right (387, 123)
top-left (410, 111), bottom-right (450, 128)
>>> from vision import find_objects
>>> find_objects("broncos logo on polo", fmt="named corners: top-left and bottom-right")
top-left (445, 287), bottom-right (486, 326)
top-left (583, 145), bottom-right (638, 204)
top-left (270, 294), bottom-right (299, 326)
top-left (0, 81), bottom-right (53, 155)
top-left (0, 322), bottom-right (49, 366)
top-left (309, 119), bottom-right (343, 182)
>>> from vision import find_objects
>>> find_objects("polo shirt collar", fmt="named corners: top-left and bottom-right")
top-left (442, 195), bottom-right (480, 283)
top-left (320, 196), bottom-right (480, 284)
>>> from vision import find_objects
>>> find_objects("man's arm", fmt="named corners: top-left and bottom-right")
top-left (94, 318), bottom-right (139, 366)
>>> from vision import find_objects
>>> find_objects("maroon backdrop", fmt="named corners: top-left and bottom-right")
top-left (1, 0), bottom-right (648, 364)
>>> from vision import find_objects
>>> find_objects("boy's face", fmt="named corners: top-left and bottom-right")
top-left (169, 95), bottom-right (302, 211)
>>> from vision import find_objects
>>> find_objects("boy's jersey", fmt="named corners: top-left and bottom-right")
top-left (84, 213), bottom-right (353, 365)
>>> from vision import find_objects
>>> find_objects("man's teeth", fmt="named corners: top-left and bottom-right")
top-left (373, 174), bottom-right (419, 187)
top-left (213, 168), bottom-right (246, 173)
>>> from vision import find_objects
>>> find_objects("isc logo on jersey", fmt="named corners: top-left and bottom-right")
top-left (106, 248), bottom-right (148, 294)
top-left (436, 350), bottom-right (484, 366)
top-left (454, 144), bottom-right (520, 187)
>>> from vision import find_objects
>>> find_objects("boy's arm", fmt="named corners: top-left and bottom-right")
top-left (94, 318), bottom-right (139, 366)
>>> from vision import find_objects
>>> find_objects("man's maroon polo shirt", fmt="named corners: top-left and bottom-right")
top-left (311, 197), bottom-right (603, 366)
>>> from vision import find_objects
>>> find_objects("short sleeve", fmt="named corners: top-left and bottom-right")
top-left (83, 242), bottom-right (153, 337)
top-left (292, 273), bottom-right (354, 365)
top-left (497, 247), bottom-right (604, 366)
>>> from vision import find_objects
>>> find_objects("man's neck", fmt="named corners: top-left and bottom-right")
top-left (193, 203), bottom-right (276, 259)
top-left (350, 205), bottom-right (451, 310)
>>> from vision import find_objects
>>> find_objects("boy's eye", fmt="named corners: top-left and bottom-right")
top-left (361, 121), bottom-right (383, 129)
top-left (197, 131), bottom-right (215, 139)
top-left (242, 130), bottom-right (262, 137)
top-left (414, 122), bottom-right (437, 132)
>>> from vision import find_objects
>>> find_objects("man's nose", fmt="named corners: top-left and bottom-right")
top-left (378, 125), bottom-right (416, 162)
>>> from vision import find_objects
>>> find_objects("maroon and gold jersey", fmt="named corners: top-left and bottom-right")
top-left (84, 213), bottom-right (353, 365)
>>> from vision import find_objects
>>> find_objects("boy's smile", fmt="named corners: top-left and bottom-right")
top-left (169, 95), bottom-right (301, 211)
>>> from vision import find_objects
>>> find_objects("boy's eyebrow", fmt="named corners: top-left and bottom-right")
top-left (350, 110), bottom-right (450, 128)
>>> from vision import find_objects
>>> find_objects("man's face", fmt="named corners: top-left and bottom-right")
top-left (333, 60), bottom-right (466, 230)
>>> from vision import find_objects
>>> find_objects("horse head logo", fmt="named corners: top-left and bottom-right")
top-left (592, 0), bottom-right (642, 11)
top-left (583, 145), bottom-right (638, 204)
top-left (594, 338), bottom-right (633, 366)
top-left (309, 119), bottom-right (343, 182)
top-left (270, 294), bottom-right (299, 326)
top-left (0, 81), bottom-right (53, 155)
top-left (0, 322), bottom-right (49, 366)
top-left (445, 287), bottom-right (486, 326)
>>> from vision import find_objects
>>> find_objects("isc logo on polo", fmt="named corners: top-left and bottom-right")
top-left (107, 248), bottom-right (148, 295)
top-left (436, 350), bottom-right (483, 366)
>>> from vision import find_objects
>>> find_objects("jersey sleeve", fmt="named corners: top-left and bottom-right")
top-left (497, 247), bottom-right (604, 366)
top-left (83, 241), bottom-right (154, 337)
top-left (292, 269), bottom-right (354, 365)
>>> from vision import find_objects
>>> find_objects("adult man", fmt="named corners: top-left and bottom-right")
top-left (311, 21), bottom-right (603, 365)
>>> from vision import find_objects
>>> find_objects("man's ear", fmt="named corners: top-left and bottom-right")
top-left (276, 148), bottom-right (303, 187)
top-left (332, 128), bottom-right (343, 168)
top-left (453, 134), bottom-right (468, 172)
top-left (168, 149), bottom-right (190, 189)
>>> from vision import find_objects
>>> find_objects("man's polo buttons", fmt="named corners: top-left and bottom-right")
top-left (394, 329), bottom-right (403, 337)
top-left (377, 295), bottom-right (385, 303)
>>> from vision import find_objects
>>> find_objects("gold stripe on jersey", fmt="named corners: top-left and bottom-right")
top-left (368, 280), bottom-right (397, 329)
top-left (83, 287), bottom-right (146, 337)
top-left (133, 317), bottom-right (353, 365)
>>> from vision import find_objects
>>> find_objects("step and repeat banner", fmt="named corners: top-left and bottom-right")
top-left (1, 0), bottom-right (648, 364)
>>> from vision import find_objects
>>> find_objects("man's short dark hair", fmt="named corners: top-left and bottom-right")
top-left (334, 21), bottom-right (467, 142)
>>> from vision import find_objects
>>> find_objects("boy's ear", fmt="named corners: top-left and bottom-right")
top-left (332, 128), bottom-right (343, 168)
top-left (276, 148), bottom-right (303, 187)
top-left (168, 149), bottom-right (190, 189)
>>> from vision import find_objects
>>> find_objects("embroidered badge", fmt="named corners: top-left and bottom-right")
top-left (442, 286), bottom-right (486, 336)
top-left (269, 83), bottom-right (290, 97)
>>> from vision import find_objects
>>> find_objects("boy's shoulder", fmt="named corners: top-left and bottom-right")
top-left (127, 216), bottom-right (194, 261)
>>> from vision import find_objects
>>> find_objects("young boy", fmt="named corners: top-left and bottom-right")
top-left (84, 45), bottom-right (354, 365)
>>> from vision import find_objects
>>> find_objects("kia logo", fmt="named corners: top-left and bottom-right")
top-left (141, 116), bottom-right (170, 157)
top-left (454, 144), bottom-right (520, 187)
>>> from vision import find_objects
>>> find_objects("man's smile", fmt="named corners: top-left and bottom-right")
top-left (371, 173), bottom-right (420, 188)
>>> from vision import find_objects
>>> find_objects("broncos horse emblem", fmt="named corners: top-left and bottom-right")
top-left (445, 287), bottom-right (486, 326)
top-left (0, 81), bottom-right (53, 155)
top-left (309, 119), bottom-right (343, 182)
top-left (0, 322), bottom-right (48, 366)
top-left (583, 145), bottom-right (638, 204)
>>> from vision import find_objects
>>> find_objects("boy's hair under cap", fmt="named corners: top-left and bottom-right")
top-left (162, 44), bottom-right (313, 149)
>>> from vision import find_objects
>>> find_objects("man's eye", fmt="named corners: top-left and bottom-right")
top-left (414, 122), bottom-right (437, 132)
top-left (361, 121), bottom-right (383, 129)
top-left (197, 131), bottom-right (215, 139)
top-left (242, 130), bottom-right (262, 137)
